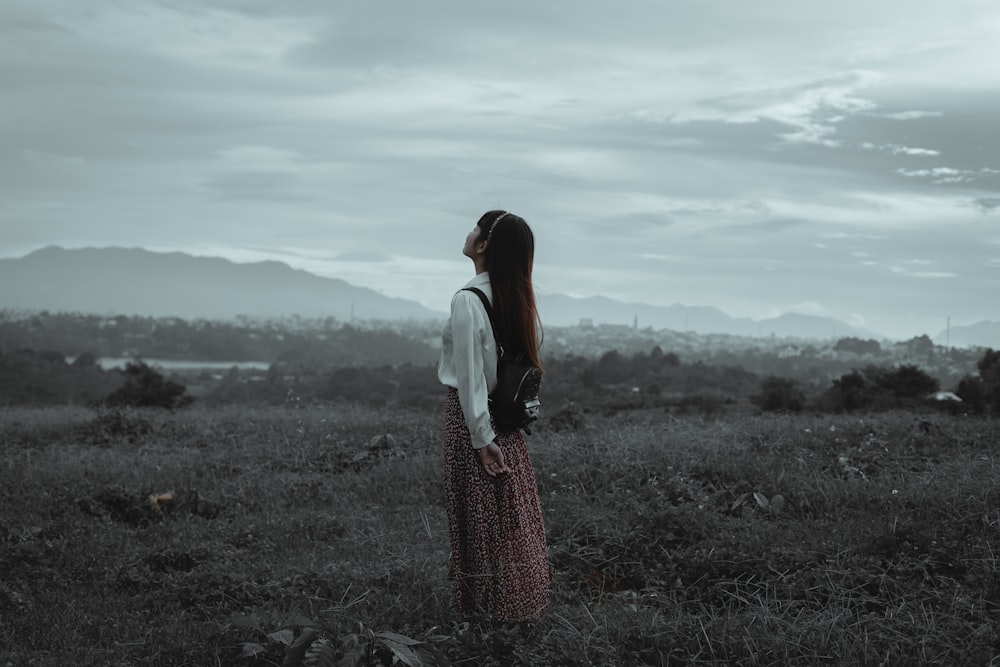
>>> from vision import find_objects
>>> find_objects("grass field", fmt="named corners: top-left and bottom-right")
top-left (1, 403), bottom-right (999, 666)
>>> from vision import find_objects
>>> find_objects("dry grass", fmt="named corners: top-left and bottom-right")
top-left (1, 404), bottom-right (998, 665)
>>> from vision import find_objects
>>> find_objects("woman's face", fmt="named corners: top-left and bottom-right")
top-left (463, 225), bottom-right (485, 259)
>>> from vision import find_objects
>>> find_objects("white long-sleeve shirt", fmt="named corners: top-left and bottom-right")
top-left (437, 271), bottom-right (499, 449)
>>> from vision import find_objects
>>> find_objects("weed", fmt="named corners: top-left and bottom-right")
top-left (229, 618), bottom-right (450, 666)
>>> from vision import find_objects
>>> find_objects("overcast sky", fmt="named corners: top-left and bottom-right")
top-left (2, 1), bottom-right (998, 338)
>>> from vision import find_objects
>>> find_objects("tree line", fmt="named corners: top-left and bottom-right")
top-left (2, 342), bottom-right (998, 418)
top-left (0, 311), bottom-right (438, 365)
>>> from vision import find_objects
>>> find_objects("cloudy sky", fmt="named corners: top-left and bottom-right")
top-left (2, 0), bottom-right (998, 339)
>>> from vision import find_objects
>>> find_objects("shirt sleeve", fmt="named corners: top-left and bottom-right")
top-left (449, 291), bottom-right (496, 449)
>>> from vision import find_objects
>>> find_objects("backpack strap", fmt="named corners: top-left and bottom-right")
top-left (462, 287), bottom-right (505, 360)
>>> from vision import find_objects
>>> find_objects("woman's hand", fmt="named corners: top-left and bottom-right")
top-left (478, 441), bottom-right (510, 477)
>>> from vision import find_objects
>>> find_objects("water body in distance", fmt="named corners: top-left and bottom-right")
top-left (66, 357), bottom-right (272, 371)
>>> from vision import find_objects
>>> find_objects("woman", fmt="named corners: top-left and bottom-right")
top-left (437, 210), bottom-right (550, 623)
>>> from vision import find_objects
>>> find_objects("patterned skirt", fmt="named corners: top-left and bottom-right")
top-left (442, 388), bottom-right (550, 622)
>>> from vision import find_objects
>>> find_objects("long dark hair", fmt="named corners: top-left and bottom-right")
top-left (476, 210), bottom-right (544, 370)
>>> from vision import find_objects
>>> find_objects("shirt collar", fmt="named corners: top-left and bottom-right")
top-left (462, 272), bottom-right (491, 289)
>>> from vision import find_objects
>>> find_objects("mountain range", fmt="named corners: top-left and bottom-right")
top-left (0, 246), bottom-right (440, 321)
top-left (2, 246), bottom-right (994, 344)
top-left (535, 293), bottom-right (880, 340)
top-left (933, 320), bottom-right (1000, 349)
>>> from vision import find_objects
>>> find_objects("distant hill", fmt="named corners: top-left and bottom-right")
top-left (537, 293), bottom-right (882, 340)
top-left (934, 321), bottom-right (1000, 348)
top-left (1, 246), bottom-right (884, 340)
top-left (0, 246), bottom-right (444, 321)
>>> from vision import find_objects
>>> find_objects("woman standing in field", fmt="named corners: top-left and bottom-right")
top-left (437, 210), bottom-right (550, 622)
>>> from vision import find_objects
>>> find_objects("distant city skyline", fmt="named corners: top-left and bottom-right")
top-left (2, 1), bottom-right (998, 339)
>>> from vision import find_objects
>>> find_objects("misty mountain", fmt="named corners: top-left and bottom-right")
top-left (0, 246), bottom-right (444, 321)
top-left (933, 321), bottom-right (1000, 348)
top-left (2, 246), bottom-right (883, 340)
top-left (537, 293), bottom-right (883, 340)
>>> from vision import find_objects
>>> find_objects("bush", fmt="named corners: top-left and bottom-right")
top-left (874, 364), bottom-right (939, 400)
top-left (822, 364), bottom-right (939, 412)
top-left (977, 349), bottom-right (1000, 415)
top-left (0, 348), bottom-right (120, 405)
top-left (833, 337), bottom-right (881, 355)
top-left (546, 401), bottom-right (587, 431)
top-left (105, 360), bottom-right (192, 409)
top-left (823, 369), bottom-right (869, 412)
top-left (753, 376), bottom-right (806, 412)
top-left (955, 374), bottom-right (987, 414)
top-left (77, 407), bottom-right (154, 444)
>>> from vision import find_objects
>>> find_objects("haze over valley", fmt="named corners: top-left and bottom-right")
top-left (7, 245), bottom-right (995, 345)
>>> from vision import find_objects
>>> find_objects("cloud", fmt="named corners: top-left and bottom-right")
top-left (969, 198), bottom-right (1000, 214)
top-left (897, 167), bottom-right (997, 184)
top-left (198, 146), bottom-right (322, 201)
top-left (202, 171), bottom-right (308, 202)
top-left (822, 231), bottom-right (888, 240)
top-left (667, 70), bottom-right (880, 148)
top-left (332, 252), bottom-right (394, 263)
top-left (18, 149), bottom-right (86, 167)
top-left (781, 301), bottom-right (828, 317)
top-left (860, 142), bottom-right (940, 156)
top-left (710, 219), bottom-right (805, 237)
top-left (639, 253), bottom-right (685, 262)
top-left (889, 266), bottom-right (957, 279)
top-left (652, 138), bottom-right (704, 149)
top-left (877, 111), bottom-right (943, 120)
top-left (3, 0), bottom-right (1000, 340)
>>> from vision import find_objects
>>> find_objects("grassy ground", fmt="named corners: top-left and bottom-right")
top-left (1, 403), bottom-right (999, 666)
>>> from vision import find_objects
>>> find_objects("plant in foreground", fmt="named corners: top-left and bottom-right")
top-left (233, 616), bottom-right (450, 666)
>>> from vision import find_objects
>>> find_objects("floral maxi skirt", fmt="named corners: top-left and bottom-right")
top-left (442, 388), bottom-right (550, 622)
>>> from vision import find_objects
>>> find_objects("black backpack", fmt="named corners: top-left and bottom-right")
top-left (463, 287), bottom-right (542, 435)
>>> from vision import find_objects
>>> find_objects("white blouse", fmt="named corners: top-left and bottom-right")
top-left (437, 271), bottom-right (499, 449)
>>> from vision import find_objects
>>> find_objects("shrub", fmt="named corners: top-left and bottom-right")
top-left (833, 337), bottom-right (881, 355)
top-left (547, 401), bottom-right (587, 431)
top-left (955, 374), bottom-right (987, 414)
top-left (873, 364), bottom-right (939, 400)
top-left (823, 364), bottom-right (939, 412)
top-left (753, 376), bottom-right (806, 412)
top-left (77, 407), bottom-right (154, 444)
top-left (105, 360), bottom-right (192, 409)
top-left (977, 349), bottom-right (1000, 415)
top-left (823, 369), bottom-right (869, 411)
